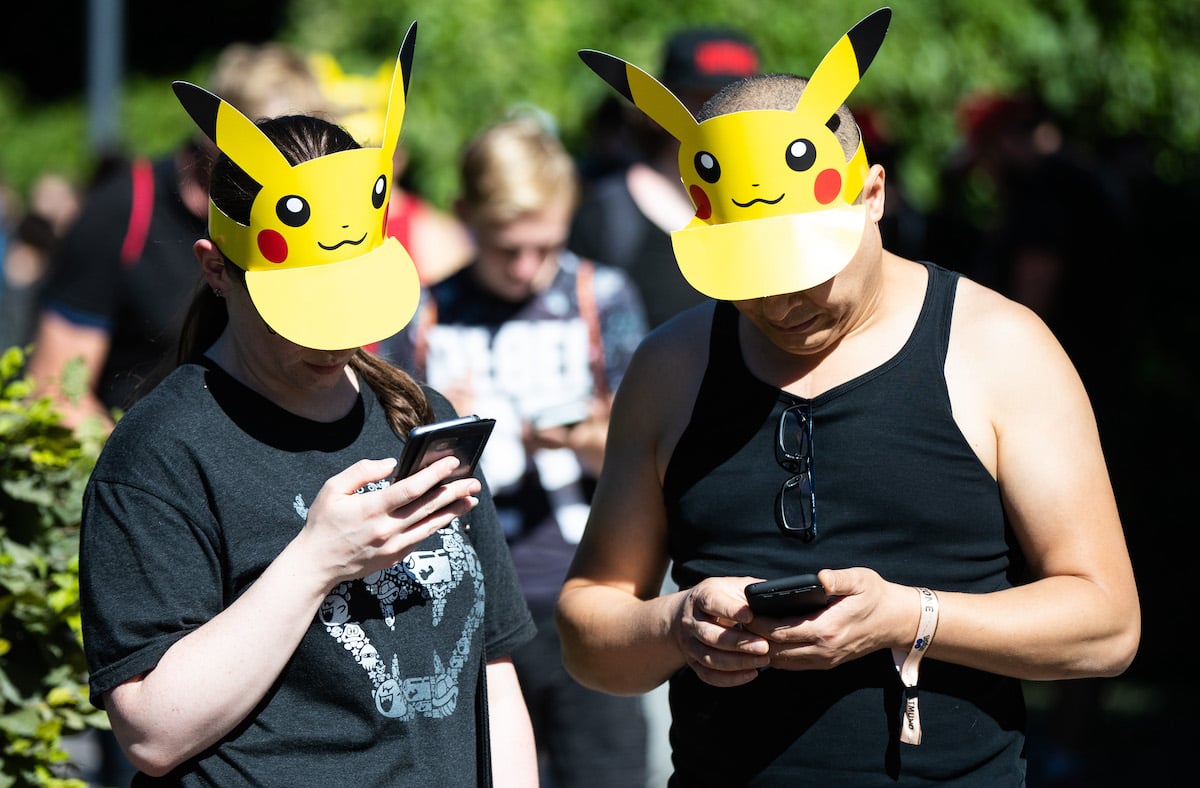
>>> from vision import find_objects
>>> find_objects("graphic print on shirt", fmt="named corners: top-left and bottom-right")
top-left (423, 318), bottom-right (593, 542)
top-left (295, 490), bottom-right (485, 720)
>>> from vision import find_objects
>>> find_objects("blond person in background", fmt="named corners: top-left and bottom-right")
top-left (379, 114), bottom-right (649, 788)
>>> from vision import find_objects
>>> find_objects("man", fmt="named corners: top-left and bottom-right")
top-left (557, 8), bottom-right (1139, 785)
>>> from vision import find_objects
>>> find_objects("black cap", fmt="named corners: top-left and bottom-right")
top-left (660, 27), bottom-right (760, 91)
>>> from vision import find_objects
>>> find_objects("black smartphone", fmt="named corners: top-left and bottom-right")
top-left (745, 573), bottom-right (829, 617)
top-left (393, 415), bottom-right (496, 483)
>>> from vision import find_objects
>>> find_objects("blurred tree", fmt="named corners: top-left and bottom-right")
top-left (0, 0), bottom-right (1197, 209)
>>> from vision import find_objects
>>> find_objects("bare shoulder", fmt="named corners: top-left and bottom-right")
top-left (611, 302), bottom-right (715, 474)
top-left (949, 276), bottom-right (1067, 370)
top-left (945, 276), bottom-right (1085, 475)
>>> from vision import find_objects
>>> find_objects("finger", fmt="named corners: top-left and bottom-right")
top-left (329, 457), bottom-right (402, 495)
top-left (390, 477), bottom-right (481, 523)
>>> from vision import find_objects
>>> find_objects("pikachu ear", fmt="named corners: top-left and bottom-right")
top-left (579, 49), bottom-right (699, 144)
top-left (379, 21), bottom-right (417, 161)
top-left (172, 80), bottom-right (291, 184)
top-left (794, 7), bottom-right (891, 126)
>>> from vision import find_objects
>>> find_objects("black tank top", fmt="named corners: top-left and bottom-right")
top-left (662, 262), bottom-right (1027, 785)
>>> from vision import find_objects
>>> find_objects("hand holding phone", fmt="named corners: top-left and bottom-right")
top-left (745, 573), bottom-right (829, 617)
top-left (393, 415), bottom-right (496, 483)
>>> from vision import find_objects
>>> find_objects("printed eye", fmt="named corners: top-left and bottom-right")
top-left (372, 175), bottom-right (388, 209)
top-left (694, 151), bottom-right (720, 184)
top-left (276, 195), bottom-right (310, 227)
top-left (786, 139), bottom-right (817, 172)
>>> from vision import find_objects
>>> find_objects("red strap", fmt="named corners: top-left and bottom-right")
top-left (120, 158), bottom-right (154, 267)
top-left (575, 259), bottom-right (608, 399)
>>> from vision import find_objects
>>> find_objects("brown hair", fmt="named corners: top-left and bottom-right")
top-left (176, 113), bottom-right (433, 436)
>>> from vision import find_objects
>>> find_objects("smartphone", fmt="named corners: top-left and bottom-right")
top-left (530, 399), bottom-right (592, 430)
top-left (393, 415), bottom-right (496, 483)
top-left (745, 573), bottom-right (829, 617)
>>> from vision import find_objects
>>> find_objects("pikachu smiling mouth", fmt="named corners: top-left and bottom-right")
top-left (319, 233), bottom-right (368, 251)
top-left (733, 194), bottom-right (785, 208)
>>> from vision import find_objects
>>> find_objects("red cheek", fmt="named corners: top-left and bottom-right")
top-left (258, 229), bottom-right (288, 264)
top-left (689, 184), bottom-right (712, 221)
top-left (814, 169), bottom-right (842, 205)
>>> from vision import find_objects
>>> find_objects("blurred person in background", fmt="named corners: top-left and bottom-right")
top-left (569, 26), bottom-right (760, 329)
top-left (379, 113), bottom-right (649, 788)
top-left (310, 51), bottom-right (475, 288)
top-left (0, 172), bottom-right (80, 351)
top-left (25, 41), bottom-right (329, 432)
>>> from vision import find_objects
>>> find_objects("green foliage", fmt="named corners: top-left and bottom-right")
top-left (2, 0), bottom-right (1198, 212)
top-left (0, 348), bottom-right (108, 788)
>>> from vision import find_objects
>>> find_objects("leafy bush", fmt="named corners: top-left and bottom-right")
top-left (0, 347), bottom-right (108, 788)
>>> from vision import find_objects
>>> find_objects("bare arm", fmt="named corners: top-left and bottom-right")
top-left (26, 310), bottom-right (114, 430)
top-left (485, 657), bottom-right (538, 787)
top-left (932, 280), bottom-right (1139, 677)
top-left (104, 456), bottom-right (481, 776)
top-left (557, 311), bottom-right (774, 693)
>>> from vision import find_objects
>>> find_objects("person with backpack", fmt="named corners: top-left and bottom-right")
top-left (25, 42), bottom-right (328, 431)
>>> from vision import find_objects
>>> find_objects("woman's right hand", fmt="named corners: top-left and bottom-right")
top-left (298, 456), bottom-right (481, 586)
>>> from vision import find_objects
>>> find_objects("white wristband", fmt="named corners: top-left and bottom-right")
top-left (890, 586), bottom-right (939, 745)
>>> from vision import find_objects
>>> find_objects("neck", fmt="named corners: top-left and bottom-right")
top-left (205, 333), bottom-right (361, 423)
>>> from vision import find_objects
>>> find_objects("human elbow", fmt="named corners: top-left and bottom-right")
top-left (108, 716), bottom-right (193, 777)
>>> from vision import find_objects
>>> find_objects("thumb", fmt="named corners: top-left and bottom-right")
top-left (816, 568), bottom-right (852, 598)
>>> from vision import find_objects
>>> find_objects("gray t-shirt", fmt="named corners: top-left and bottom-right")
top-left (80, 361), bottom-right (535, 786)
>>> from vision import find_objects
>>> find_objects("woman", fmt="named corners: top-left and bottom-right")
top-left (78, 36), bottom-right (538, 786)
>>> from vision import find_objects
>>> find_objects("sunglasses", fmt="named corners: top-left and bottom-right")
top-left (775, 403), bottom-right (816, 541)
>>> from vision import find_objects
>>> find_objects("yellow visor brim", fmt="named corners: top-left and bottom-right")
top-left (671, 205), bottom-right (867, 301)
top-left (245, 236), bottom-right (420, 350)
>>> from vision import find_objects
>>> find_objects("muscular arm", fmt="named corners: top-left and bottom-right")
top-left (930, 279), bottom-right (1140, 678)
top-left (557, 308), bottom-right (773, 693)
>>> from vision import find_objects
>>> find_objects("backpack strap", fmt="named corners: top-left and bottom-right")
top-left (575, 258), bottom-right (608, 399)
top-left (120, 157), bottom-right (154, 267)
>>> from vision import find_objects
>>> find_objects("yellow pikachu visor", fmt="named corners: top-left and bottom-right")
top-left (173, 23), bottom-right (421, 350)
top-left (580, 8), bottom-right (891, 300)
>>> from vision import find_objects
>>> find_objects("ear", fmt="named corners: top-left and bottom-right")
top-left (194, 239), bottom-right (229, 290)
top-left (862, 163), bottom-right (887, 222)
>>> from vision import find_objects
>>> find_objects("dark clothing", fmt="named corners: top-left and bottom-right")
top-left (39, 154), bottom-right (205, 411)
top-left (569, 172), bottom-right (705, 328)
top-left (80, 362), bottom-right (536, 786)
top-left (662, 263), bottom-right (1027, 786)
